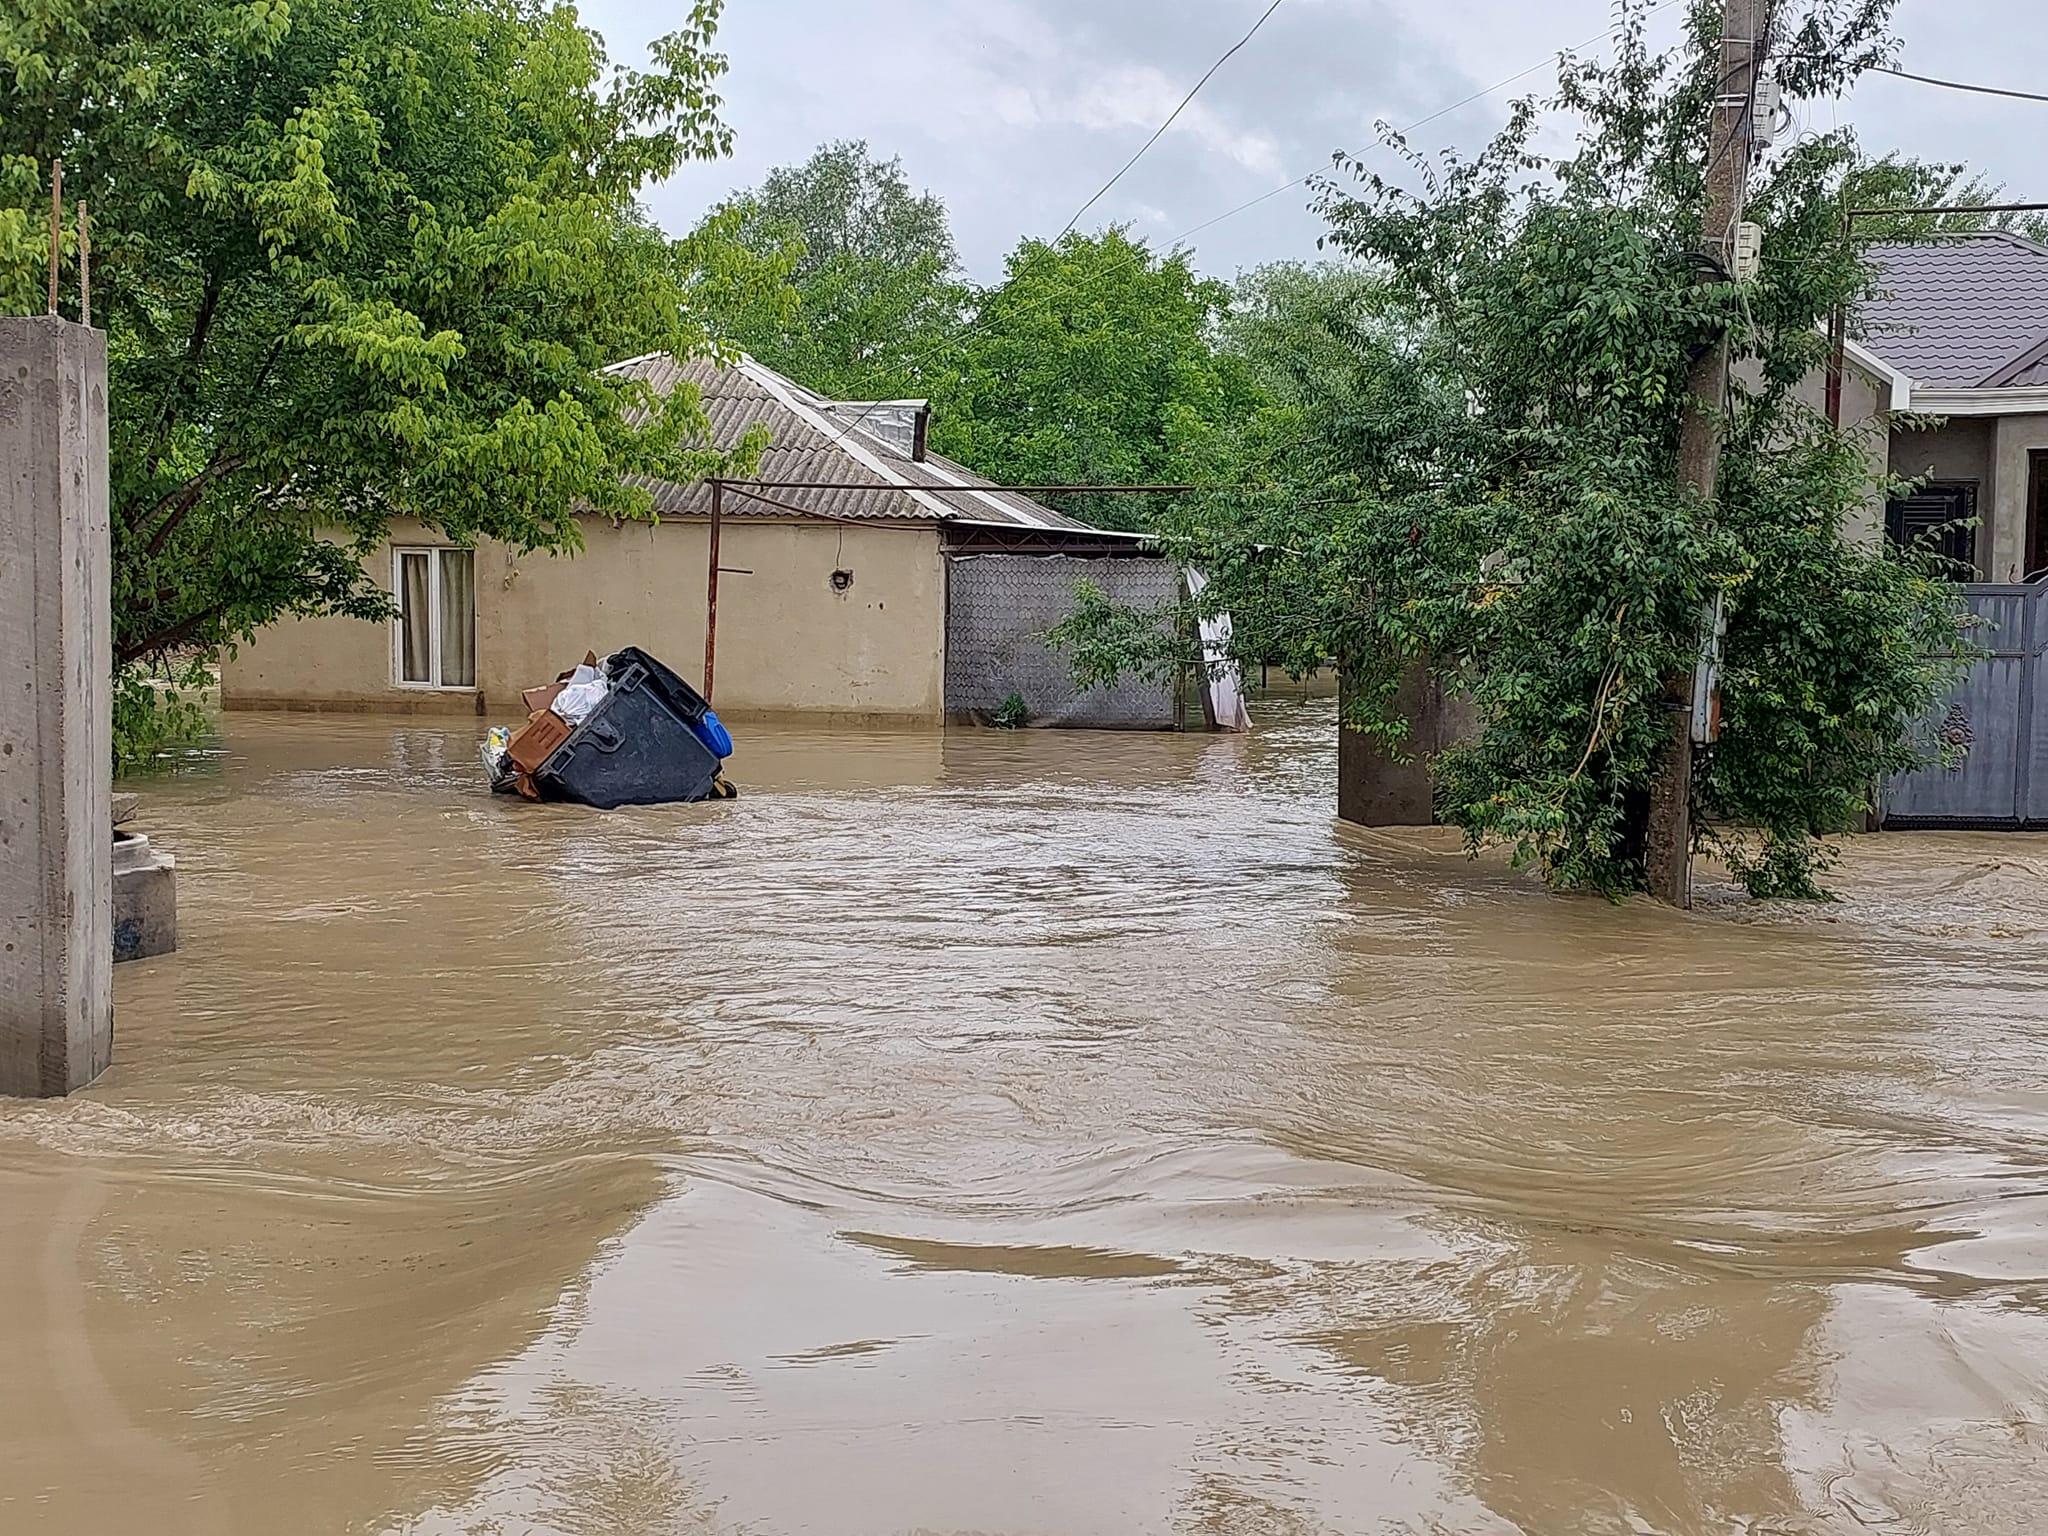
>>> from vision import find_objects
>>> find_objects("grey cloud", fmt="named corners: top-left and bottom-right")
top-left (583, 0), bottom-right (2046, 283)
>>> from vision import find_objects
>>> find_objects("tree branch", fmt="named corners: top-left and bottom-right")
top-left (138, 453), bottom-right (247, 561)
top-left (118, 602), bottom-right (229, 667)
top-left (122, 268), bottom-right (228, 526)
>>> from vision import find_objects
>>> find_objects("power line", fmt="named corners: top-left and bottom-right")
top-left (1178, 0), bottom-right (1691, 243)
top-left (1059, 0), bottom-right (1291, 239)
top-left (1867, 64), bottom-right (2048, 105)
top-left (806, 0), bottom-right (1688, 463)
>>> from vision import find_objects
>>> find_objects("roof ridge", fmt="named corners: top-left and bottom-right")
top-left (1868, 227), bottom-right (2048, 260)
top-left (1981, 331), bottom-right (2048, 388)
top-left (1977, 227), bottom-right (2048, 260)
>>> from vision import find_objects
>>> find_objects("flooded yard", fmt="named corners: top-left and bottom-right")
top-left (5, 699), bottom-right (2048, 1534)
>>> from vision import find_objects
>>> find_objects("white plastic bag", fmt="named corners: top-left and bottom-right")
top-left (552, 663), bottom-right (609, 725)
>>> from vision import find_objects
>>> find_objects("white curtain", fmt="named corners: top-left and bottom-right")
top-left (398, 551), bottom-right (431, 683)
top-left (438, 549), bottom-right (476, 688)
top-left (1184, 567), bottom-right (1251, 732)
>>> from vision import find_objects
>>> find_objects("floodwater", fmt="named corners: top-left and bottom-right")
top-left (6, 701), bottom-right (2048, 1535)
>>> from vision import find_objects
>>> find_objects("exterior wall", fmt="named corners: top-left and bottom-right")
top-left (1887, 413), bottom-right (2048, 581)
top-left (1772, 357), bottom-right (1892, 545)
top-left (223, 515), bottom-right (949, 722)
top-left (1992, 415), bottom-right (2048, 581)
top-left (1787, 360), bottom-right (1892, 545)
top-left (1890, 418), bottom-right (1995, 575)
top-left (223, 518), bottom-right (447, 712)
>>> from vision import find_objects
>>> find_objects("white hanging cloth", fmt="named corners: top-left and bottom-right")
top-left (1184, 567), bottom-right (1251, 732)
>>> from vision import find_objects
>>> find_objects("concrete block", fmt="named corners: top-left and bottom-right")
top-left (112, 831), bottom-right (177, 963)
top-left (0, 317), bottom-right (112, 1096)
top-left (1336, 660), bottom-right (1476, 828)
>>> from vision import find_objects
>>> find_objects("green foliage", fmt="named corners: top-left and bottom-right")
top-left (932, 228), bottom-right (1259, 530)
top-left (991, 692), bottom-right (1030, 729)
top-left (1047, 577), bottom-right (1188, 692)
top-left (112, 659), bottom-right (213, 775)
top-left (687, 149), bottom-right (1266, 533)
top-left (1843, 155), bottom-right (2048, 243)
top-left (1060, 0), bottom-right (1966, 899)
top-left (690, 140), bottom-right (969, 400)
top-left (2, 0), bottom-right (773, 674)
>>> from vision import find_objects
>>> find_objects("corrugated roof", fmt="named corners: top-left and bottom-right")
top-left (1860, 232), bottom-right (2048, 388)
top-left (603, 352), bottom-right (1112, 534)
top-left (1985, 333), bottom-right (2048, 389)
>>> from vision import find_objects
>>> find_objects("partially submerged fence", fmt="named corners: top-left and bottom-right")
top-left (1883, 583), bottom-right (2048, 828)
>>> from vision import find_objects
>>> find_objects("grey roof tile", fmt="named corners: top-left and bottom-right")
top-left (1860, 232), bottom-right (2048, 387)
top-left (603, 352), bottom-right (1112, 534)
top-left (1985, 333), bottom-right (2048, 388)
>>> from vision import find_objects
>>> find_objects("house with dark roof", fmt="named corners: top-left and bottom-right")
top-left (1828, 231), bottom-right (2048, 580)
top-left (222, 353), bottom-right (1177, 726)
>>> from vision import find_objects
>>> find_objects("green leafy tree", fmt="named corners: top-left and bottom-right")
top-left (1223, 261), bottom-right (1396, 409)
top-left (1057, 0), bottom-right (1965, 899)
top-left (692, 139), bottom-right (969, 400)
top-left (1, 0), bottom-right (770, 707)
top-left (933, 227), bottom-right (1259, 530)
top-left (1842, 154), bottom-right (2048, 243)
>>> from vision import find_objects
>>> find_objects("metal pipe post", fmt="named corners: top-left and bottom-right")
top-left (704, 477), bottom-right (722, 702)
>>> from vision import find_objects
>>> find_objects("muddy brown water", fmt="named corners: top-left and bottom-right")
top-left (5, 701), bottom-right (2048, 1534)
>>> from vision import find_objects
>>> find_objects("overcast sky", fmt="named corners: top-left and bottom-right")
top-left (578, 0), bottom-right (2048, 283)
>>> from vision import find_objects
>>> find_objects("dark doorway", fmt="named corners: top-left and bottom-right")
top-left (2029, 452), bottom-right (2048, 581)
top-left (1887, 480), bottom-right (1979, 577)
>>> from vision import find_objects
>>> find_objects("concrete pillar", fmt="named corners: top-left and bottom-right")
top-left (1336, 660), bottom-right (1475, 828)
top-left (1, 317), bottom-right (112, 1096)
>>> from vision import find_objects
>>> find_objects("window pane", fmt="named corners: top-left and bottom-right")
top-left (398, 551), bottom-right (432, 683)
top-left (438, 548), bottom-right (476, 688)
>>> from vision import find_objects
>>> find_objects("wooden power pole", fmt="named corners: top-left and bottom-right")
top-left (1646, 0), bottom-right (1772, 908)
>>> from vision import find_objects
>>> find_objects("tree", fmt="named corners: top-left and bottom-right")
top-left (933, 228), bottom-right (1259, 530)
top-left (1842, 154), bottom-right (2048, 243)
top-left (691, 140), bottom-right (969, 400)
top-left (1057, 0), bottom-right (1965, 899)
top-left (1, 0), bottom-right (771, 711)
top-left (1223, 262), bottom-right (1395, 409)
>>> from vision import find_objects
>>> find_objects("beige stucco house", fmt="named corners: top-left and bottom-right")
top-left (1825, 232), bottom-right (2048, 577)
top-left (223, 353), bottom-right (1167, 726)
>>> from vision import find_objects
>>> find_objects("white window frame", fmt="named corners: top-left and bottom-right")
top-left (391, 546), bottom-right (476, 690)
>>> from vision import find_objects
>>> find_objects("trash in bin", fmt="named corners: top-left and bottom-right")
top-left (484, 647), bottom-right (736, 808)
top-left (481, 726), bottom-right (515, 792)
top-left (503, 706), bottom-right (575, 801)
top-left (552, 666), bottom-right (609, 726)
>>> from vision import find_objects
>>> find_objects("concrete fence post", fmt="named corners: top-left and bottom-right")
top-left (1336, 658), bottom-right (1477, 829)
top-left (1, 316), bottom-right (113, 1097)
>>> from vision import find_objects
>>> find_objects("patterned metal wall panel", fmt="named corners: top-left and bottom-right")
top-left (1885, 584), bottom-right (2041, 825)
top-left (945, 555), bottom-right (1179, 728)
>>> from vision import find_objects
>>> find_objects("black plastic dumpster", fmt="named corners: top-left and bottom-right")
top-left (535, 649), bottom-right (726, 809)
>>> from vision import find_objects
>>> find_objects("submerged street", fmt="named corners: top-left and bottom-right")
top-left (5, 700), bottom-right (2048, 1534)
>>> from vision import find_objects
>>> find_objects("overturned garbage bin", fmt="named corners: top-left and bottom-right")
top-left (484, 647), bottom-right (736, 808)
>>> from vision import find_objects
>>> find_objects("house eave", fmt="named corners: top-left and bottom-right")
top-left (1840, 336), bottom-right (1915, 412)
top-left (1903, 385), bottom-right (2048, 417)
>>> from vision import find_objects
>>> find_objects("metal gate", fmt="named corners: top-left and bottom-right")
top-left (944, 553), bottom-right (1179, 728)
top-left (1883, 584), bottom-right (2048, 827)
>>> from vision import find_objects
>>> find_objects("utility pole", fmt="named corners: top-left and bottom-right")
top-left (704, 477), bottom-right (723, 703)
top-left (1646, 0), bottom-right (1772, 908)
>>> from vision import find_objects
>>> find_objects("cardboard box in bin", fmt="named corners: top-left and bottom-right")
top-left (521, 651), bottom-right (598, 715)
